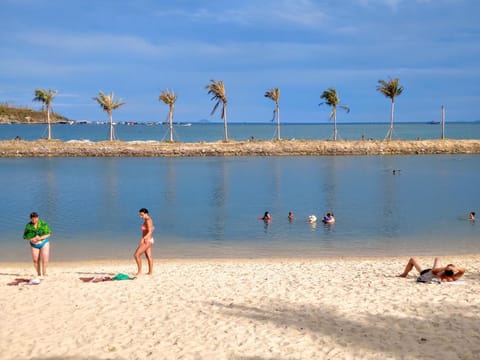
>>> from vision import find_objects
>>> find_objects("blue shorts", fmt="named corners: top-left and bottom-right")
top-left (30, 238), bottom-right (50, 249)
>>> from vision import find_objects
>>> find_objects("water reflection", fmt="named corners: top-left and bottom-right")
top-left (209, 158), bottom-right (228, 241)
top-left (100, 158), bottom-right (119, 230)
top-left (165, 158), bottom-right (177, 205)
top-left (161, 158), bottom-right (178, 235)
top-left (43, 159), bottom-right (58, 224)
top-left (381, 158), bottom-right (401, 238)
top-left (323, 157), bottom-right (338, 215)
top-left (1, 155), bottom-right (479, 260)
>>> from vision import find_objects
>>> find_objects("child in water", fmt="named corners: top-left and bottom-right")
top-left (322, 212), bottom-right (335, 224)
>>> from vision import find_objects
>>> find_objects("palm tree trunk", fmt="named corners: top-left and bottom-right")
top-left (386, 100), bottom-right (395, 140)
top-left (169, 105), bottom-right (174, 142)
top-left (276, 104), bottom-right (281, 140)
top-left (47, 105), bottom-right (52, 140)
top-left (333, 108), bottom-right (337, 141)
top-left (223, 105), bottom-right (228, 141)
top-left (109, 112), bottom-right (114, 141)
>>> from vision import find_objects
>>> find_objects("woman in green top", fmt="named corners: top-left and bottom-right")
top-left (23, 212), bottom-right (51, 276)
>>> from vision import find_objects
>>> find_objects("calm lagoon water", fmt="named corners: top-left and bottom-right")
top-left (0, 155), bottom-right (478, 261)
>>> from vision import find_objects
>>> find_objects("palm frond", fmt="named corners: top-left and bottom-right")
top-left (320, 87), bottom-right (339, 107)
top-left (264, 88), bottom-right (280, 104)
top-left (210, 100), bottom-right (221, 116)
top-left (376, 78), bottom-right (404, 100)
top-left (328, 110), bottom-right (335, 121)
top-left (159, 89), bottom-right (177, 105)
top-left (206, 80), bottom-right (227, 103)
top-left (271, 108), bottom-right (277, 122)
top-left (33, 89), bottom-right (57, 107)
top-left (319, 87), bottom-right (349, 114)
top-left (206, 80), bottom-right (227, 119)
top-left (93, 91), bottom-right (125, 114)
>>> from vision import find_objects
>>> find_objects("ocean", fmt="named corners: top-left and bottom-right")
top-left (0, 121), bottom-right (479, 142)
top-left (0, 153), bottom-right (478, 261)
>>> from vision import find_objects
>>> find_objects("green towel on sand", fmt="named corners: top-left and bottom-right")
top-left (112, 273), bottom-right (135, 280)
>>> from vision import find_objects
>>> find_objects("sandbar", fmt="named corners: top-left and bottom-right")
top-left (1, 139), bottom-right (480, 157)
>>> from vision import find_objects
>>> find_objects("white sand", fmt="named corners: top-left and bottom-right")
top-left (1, 255), bottom-right (480, 360)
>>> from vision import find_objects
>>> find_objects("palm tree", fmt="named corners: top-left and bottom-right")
top-left (205, 79), bottom-right (228, 141)
top-left (159, 89), bottom-right (177, 142)
top-left (376, 78), bottom-right (404, 140)
top-left (93, 91), bottom-right (125, 141)
top-left (264, 88), bottom-right (281, 140)
top-left (33, 89), bottom-right (57, 140)
top-left (319, 87), bottom-right (350, 141)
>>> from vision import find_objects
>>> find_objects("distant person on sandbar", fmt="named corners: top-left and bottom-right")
top-left (134, 208), bottom-right (155, 275)
top-left (288, 211), bottom-right (294, 221)
top-left (398, 257), bottom-right (465, 283)
top-left (23, 212), bottom-right (51, 276)
top-left (322, 212), bottom-right (335, 224)
top-left (308, 215), bottom-right (317, 223)
top-left (469, 211), bottom-right (475, 221)
top-left (260, 211), bottom-right (272, 222)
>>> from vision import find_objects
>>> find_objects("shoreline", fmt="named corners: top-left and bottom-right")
top-left (3, 248), bottom-right (480, 264)
top-left (3, 240), bottom-right (479, 263)
top-left (2, 255), bottom-right (480, 359)
top-left (1, 138), bottom-right (480, 157)
top-left (3, 252), bottom-right (480, 265)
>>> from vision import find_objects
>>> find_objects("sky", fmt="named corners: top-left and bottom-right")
top-left (0, 0), bottom-right (479, 123)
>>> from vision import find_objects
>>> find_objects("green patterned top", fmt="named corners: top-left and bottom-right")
top-left (23, 220), bottom-right (51, 240)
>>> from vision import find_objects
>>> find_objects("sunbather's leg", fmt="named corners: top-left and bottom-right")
top-left (145, 246), bottom-right (153, 275)
top-left (134, 242), bottom-right (152, 275)
top-left (398, 257), bottom-right (422, 277)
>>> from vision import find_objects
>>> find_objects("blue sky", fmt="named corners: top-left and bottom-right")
top-left (0, 0), bottom-right (479, 123)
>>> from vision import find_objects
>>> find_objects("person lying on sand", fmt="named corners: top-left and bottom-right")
top-left (398, 257), bottom-right (465, 282)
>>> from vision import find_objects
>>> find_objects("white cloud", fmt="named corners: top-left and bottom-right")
top-left (357, 0), bottom-right (401, 8)
top-left (15, 32), bottom-right (162, 56)
top-left (356, 0), bottom-right (432, 10)
top-left (156, 0), bottom-right (327, 28)
top-left (0, 57), bottom-right (109, 77)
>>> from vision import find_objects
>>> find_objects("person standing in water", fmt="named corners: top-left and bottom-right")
top-left (134, 208), bottom-right (155, 275)
top-left (23, 212), bottom-right (51, 276)
top-left (261, 211), bottom-right (272, 222)
top-left (322, 212), bottom-right (335, 224)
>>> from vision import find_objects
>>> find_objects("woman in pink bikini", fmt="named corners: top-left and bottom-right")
top-left (134, 208), bottom-right (155, 275)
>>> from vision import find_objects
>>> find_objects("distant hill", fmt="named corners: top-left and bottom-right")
top-left (0, 103), bottom-right (71, 124)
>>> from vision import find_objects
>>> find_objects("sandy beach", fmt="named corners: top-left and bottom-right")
top-left (1, 138), bottom-right (480, 157)
top-left (1, 255), bottom-right (480, 359)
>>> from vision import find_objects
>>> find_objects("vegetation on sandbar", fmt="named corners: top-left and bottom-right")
top-left (0, 103), bottom-right (70, 124)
